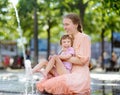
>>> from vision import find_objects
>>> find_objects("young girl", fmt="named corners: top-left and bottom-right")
top-left (32, 34), bottom-right (74, 77)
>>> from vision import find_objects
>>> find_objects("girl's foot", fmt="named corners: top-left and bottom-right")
top-left (40, 71), bottom-right (48, 79)
top-left (32, 69), bottom-right (41, 74)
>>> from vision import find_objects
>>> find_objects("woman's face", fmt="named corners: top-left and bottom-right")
top-left (63, 18), bottom-right (77, 35)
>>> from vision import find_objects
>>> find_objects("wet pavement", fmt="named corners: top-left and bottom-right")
top-left (0, 68), bottom-right (120, 95)
top-left (0, 68), bottom-right (41, 95)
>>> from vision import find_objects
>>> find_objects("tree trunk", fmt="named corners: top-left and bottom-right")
top-left (111, 30), bottom-right (114, 53)
top-left (47, 20), bottom-right (51, 59)
top-left (78, 0), bottom-right (88, 27)
top-left (33, 0), bottom-right (38, 66)
top-left (101, 29), bottom-right (105, 69)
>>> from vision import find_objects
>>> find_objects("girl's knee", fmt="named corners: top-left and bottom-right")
top-left (39, 59), bottom-right (47, 63)
top-left (53, 55), bottom-right (59, 59)
top-left (52, 55), bottom-right (57, 59)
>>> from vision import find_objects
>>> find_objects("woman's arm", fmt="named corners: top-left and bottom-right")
top-left (66, 35), bottom-right (91, 65)
top-left (66, 56), bottom-right (89, 65)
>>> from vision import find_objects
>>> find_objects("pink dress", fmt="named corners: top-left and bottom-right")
top-left (36, 32), bottom-right (91, 95)
top-left (61, 47), bottom-right (74, 72)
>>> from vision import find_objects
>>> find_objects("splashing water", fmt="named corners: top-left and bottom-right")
top-left (11, 1), bottom-right (26, 62)
top-left (25, 60), bottom-right (34, 95)
top-left (9, 1), bottom-right (35, 95)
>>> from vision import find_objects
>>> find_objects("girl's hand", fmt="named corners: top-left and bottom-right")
top-left (48, 55), bottom-right (53, 60)
top-left (49, 54), bottom-right (58, 60)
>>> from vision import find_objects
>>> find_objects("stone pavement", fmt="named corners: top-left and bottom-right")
top-left (91, 67), bottom-right (120, 95)
top-left (0, 68), bottom-right (41, 95)
top-left (0, 67), bottom-right (120, 95)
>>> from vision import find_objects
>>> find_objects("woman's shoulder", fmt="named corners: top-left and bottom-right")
top-left (80, 32), bottom-right (89, 37)
top-left (76, 32), bottom-right (90, 40)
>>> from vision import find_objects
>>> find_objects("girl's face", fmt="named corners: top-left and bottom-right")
top-left (63, 18), bottom-right (78, 35)
top-left (61, 38), bottom-right (72, 49)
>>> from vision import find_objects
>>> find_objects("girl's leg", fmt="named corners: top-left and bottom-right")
top-left (44, 56), bottom-right (56, 76)
top-left (32, 59), bottom-right (48, 73)
top-left (54, 55), bottom-right (69, 75)
top-left (42, 55), bottom-right (69, 76)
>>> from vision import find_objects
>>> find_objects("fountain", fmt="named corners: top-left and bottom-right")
top-left (0, 0), bottom-right (42, 95)
top-left (11, 1), bottom-right (34, 94)
top-left (24, 60), bottom-right (34, 95)
top-left (11, 0), bottom-right (26, 62)
top-left (11, 1), bottom-right (40, 95)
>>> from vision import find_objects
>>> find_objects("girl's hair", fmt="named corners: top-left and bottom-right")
top-left (64, 13), bottom-right (82, 33)
top-left (60, 35), bottom-right (73, 46)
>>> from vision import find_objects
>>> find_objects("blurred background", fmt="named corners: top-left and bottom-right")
top-left (0, 0), bottom-right (120, 71)
top-left (0, 0), bottom-right (120, 95)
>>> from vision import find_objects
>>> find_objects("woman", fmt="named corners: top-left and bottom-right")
top-left (36, 13), bottom-right (91, 95)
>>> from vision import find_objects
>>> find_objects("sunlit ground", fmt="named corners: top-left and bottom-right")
top-left (0, 68), bottom-right (120, 95)
top-left (91, 72), bottom-right (120, 95)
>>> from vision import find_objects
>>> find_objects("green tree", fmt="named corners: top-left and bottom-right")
top-left (84, 0), bottom-right (120, 42)
top-left (0, 0), bottom-right (18, 40)
top-left (84, 0), bottom-right (120, 69)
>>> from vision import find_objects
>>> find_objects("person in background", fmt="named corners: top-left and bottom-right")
top-left (4, 55), bottom-right (10, 68)
top-left (110, 52), bottom-right (117, 70)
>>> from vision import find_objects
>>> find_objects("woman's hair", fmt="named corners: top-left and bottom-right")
top-left (60, 35), bottom-right (73, 46)
top-left (64, 13), bottom-right (82, 33)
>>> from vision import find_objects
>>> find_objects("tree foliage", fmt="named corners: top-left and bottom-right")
top-left (0, 0), bottom-right (120, 43)
top-left (84, 0), bottom-right (120, 43)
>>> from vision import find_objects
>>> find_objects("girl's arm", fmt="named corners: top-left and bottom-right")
top-left (58, 47), bottom-right (74, 60)
top-left (59, 53), bottom-right (72, 60)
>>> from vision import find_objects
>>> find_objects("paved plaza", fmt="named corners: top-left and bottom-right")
top-left (0, 68), bottom-right (120, 95)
